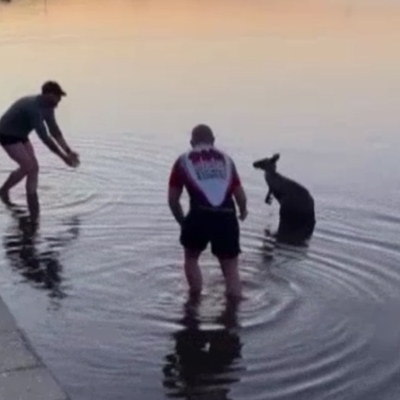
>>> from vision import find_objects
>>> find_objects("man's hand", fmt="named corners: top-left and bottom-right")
top-left (68, 150), bottom-right (80, 167)
top-left (239, 209), bottom-right (248, 221)
top-left (63, 152), bottom-right (80, 168)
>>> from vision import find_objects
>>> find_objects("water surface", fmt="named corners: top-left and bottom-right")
top-left (0, 1), bottom-right (400, 399)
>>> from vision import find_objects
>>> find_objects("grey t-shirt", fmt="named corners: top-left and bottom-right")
top-left (0, 95), bottom-right (58, 142)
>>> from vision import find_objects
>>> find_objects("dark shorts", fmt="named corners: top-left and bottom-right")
top-left (0, 135), bottom-right (28, 147)
top-left (180, 209), bottom-right (241, 259)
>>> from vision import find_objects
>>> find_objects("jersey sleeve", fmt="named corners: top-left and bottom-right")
top-left (168, 157), bottom-right (185, 190)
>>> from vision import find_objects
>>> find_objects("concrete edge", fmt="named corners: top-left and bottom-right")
top-left (17, 323), bottom-right (72, 400)
top-left (0, 296), bottom-right (71, 400)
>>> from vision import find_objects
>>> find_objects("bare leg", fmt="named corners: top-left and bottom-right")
top-left (183, 248), bottom-right (203, 296)
top-left (0, 141), bottom-right (39, 221)
top-left (23, 141), bottom-right (40, 222)
top-left (26, 192), bottom-right (39, 222)
top-left (219, 257), bottom-right (242, 300)
top-left (0, 143), bottom-right (32, 203)
top-left (0, 168), bottom-right (27, 203)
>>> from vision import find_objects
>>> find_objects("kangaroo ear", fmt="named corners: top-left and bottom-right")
top-left (271, 153), bottom-right (280, 162)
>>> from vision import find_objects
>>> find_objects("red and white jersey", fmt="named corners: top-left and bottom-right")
top-left (169, 144), bottom-right (241, 209)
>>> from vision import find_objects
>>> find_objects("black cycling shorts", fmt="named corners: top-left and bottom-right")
top-left (180, 209), bottom-right (241, 259)
top-left (0, 135), bottom-right (28, 146)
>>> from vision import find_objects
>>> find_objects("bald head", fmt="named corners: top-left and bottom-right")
top-left (190, 124), bottom-right (215, 147)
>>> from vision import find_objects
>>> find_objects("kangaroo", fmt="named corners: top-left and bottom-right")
top-left (253, 153), bottom-right (316, 245)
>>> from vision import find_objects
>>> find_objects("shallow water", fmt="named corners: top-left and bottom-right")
top-left (0, 1), bottom-right (400, 399)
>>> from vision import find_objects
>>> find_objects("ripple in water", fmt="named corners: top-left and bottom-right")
top-left (0, 133), bottom-right (399, 400)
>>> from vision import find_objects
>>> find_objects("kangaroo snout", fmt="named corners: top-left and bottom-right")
top-left (253, 153), bottom-right (280, 171)
top-left (253, 159), bottom-right (267, 170)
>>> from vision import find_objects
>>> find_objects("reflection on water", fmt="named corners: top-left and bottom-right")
top-left (2, 206), bottom-right (80, 299)
top-left (163, 296), bottom-right (244, 400)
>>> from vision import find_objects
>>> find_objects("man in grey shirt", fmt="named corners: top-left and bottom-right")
top-left (0, 81), bottom-right (79, 222)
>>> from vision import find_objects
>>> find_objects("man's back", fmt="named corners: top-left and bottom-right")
top-left (0, 95), bottom-right (42, 138)
top-left (169, 145), bottom-right (241, 212)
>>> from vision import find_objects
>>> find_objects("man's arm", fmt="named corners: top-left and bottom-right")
top-left (233, 185), bottom-right (248, 221)
top-left (168, 158), bottom-right (186, 226)
top-left (168, 186), bottom-right (185, 226)
top-left (32, 112), bottom-right (69, 162)
top-left (44, 109), bottom-right (75, 156)
top-left (231, 160), bottom-right (248, 221)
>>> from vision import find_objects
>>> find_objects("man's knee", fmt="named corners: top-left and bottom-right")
top-left (22, 159), bottom-right (39, 176)
top-left (23, 159), bottom-right (39, 194)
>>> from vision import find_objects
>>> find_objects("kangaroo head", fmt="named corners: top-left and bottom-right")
top-left (253, 153), bottom-right (280, 174)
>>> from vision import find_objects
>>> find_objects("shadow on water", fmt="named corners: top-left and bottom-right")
top-left (162, 295), bottom-right (245, 399)
top-left (2, 206), bottom-right (80, 300)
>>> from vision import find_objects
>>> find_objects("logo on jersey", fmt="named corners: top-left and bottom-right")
top-left (188, 149), bottom-right (227, 181)
top-left (183, 146), bottom-right (233, 207)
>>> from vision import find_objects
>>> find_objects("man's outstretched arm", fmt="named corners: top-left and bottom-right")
top-left (32, 113), bottom-right (68, 161)
top-left (44, 109), bottom-right (79, 165)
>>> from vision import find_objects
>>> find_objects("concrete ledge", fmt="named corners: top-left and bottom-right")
top-left (0, 298), bottom-right (18, 333)
top-left (0, 297), bottom-right (69, 400)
